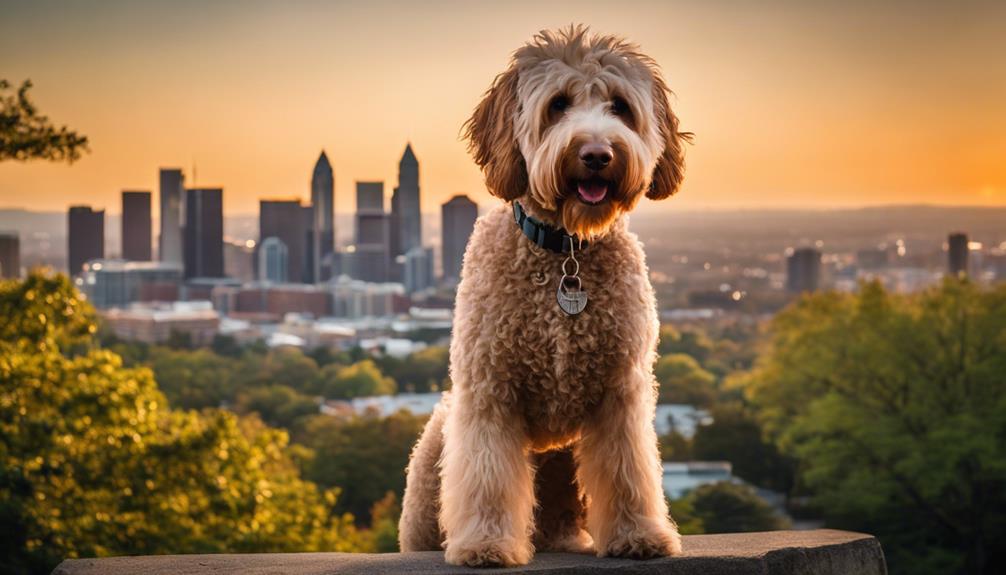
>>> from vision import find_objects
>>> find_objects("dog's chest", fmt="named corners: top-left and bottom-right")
top-left (494, 244), bottom-right (649, 440)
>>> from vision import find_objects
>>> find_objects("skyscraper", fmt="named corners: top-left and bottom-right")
top-left (0, 233), bottom-right (20, 279)
top-left (183, 188), bottom-right (224, 279)
top-left (68, 206), bottom-right (105, 275)
top-left (404, 246), bottom-right (434, 293)
top-left (159, 168), bottom-right (185, 264)
top-left (224, 240), bottom-right (255, 282)
top-left (948, 232), bottom-right (969, 277)
top-left (441, 195), bottom-right (478, 283)
top-left (786, 247), bottom-right (822, 293)
top-left (121, 190), bottom-right (152, 261)
top-left (258, 237), bottom-right (289, 283)
top-left (391, 144), bottom-right (421, 257)
top-left (259, 199), bottom-right (308, 283)
top-left (311, 151), bottom-right (335, 282)
top-left (352, 181), bottom-right (391, 282)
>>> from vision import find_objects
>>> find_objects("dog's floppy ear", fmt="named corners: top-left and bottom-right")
top-left (647, 75), bottom-right (690, 200)
top-left (463, 67), bottom-right (527, 201)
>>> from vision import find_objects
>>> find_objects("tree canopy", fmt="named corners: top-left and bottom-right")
top-left (739, 280), bottom-right (1006, 575)
top-left (0, 273), bottom-right (367, 574)
top-left (0, 79), bottom-right (89, 163)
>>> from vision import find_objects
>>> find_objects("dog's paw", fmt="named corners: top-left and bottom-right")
top-left (599, 519), bottom-right (681, 560)
top-left (444, 538), bottom-right (534, 567)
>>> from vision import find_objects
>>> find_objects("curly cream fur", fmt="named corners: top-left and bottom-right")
top-left (400, 25), bottom-right (686, 567)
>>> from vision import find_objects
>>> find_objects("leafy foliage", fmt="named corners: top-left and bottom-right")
top-left (0, 79), bottom-right (89, 163)
top-left (301, 411), bottom-right (426, 522)
top-left (318, 360), bottom-right (396, 399)
top-left (691, 403), bottom-right (794, 493)
top-left (741, 280), bottom-right (1006, 574)
top-left (655, 353), bottom-right (717, 406)
top-left (682, 482), bottom-right (789, 534)
top-left (0, 273), bottom-right (367, 574)
top-left (375, 346), bottom-right (450, 392)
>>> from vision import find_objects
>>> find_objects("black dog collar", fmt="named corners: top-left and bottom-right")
top-left (512, 201), bottom-right (587, 254)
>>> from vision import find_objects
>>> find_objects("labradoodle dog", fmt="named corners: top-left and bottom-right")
top-left (399, 26), bottom-right (689, 567)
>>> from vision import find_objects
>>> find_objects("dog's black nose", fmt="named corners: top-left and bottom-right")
top-left (579, 143), bottom-right (612, 171)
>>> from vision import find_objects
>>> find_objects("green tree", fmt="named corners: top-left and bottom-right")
top-left (367, 492), bottom-right (401, 553)
top-left (685, 482), bottom-right (789, 534)
top-left (148, 347), bottom-right (237, 410)
top-left (658, 325), bottom-right (713, 363)
top-left (234, 348), bottom-right (321, 395)
top-left (741, 280), bottom-right (1006, 574)
top-left (377, 346), bottom-right (449, 393)
top-left (658, 430), bottom-right (693, 462)
top-left (318, 360), bottom-right (395, 399)
top-left (691, 403), bottom-right (794, 493)
top-left (301, 411), bottom-right (426, 523)
top-left (1, 79), bottom-right (89, 163)
top-left (655, 353), bottom-right (718, 406)
top-left (0, 273), bottom-right (367, 574)
top-left (236, 385), bottom-right (319, 431)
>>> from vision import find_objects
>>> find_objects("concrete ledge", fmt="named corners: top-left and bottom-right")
top-left (52, 529), bottom-right (886, 575)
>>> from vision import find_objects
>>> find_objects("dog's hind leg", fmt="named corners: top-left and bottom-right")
top-left (399, 395), bottom-right (449, 551)
top-left (532, 447), bottom-right (594, 553)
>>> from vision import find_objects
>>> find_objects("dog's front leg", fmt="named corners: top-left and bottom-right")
top-left (577, 369), bottom-right (682, 559)
top-left (440, 389), bottom-right (535, 567)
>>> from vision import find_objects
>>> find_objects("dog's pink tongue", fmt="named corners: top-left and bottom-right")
top-left (577, 181), bottom-right (608, 203)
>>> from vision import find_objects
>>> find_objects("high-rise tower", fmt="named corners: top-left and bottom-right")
top-left (311, 151), bottom-right (334, 282)
top-left (391, 144), bottom-right (421, 259)
top-left (159, 168), bottom-right (185, 264)
top-left (259, 199), bottom-right (309, 283)
top-left (121, 190), bottom-right (152, 261)
top-left (786, 247), bottom-right (822, 293)
top-left (441, 195), bottom-right (478, 284)
top-left (948, 232), bottom-right (969, 277)
top-left (0, 233), bottom-right (20, 279)
top-left (68, 206), bottom-right (105, 275)
top-left (183, 188), bottom-right (224, 279)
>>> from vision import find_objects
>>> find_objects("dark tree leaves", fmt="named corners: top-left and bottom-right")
top-left (1, 79), bottom-right (89, 163)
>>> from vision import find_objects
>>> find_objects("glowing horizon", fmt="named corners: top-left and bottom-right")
top-left (1, 0), bottom-right (1004, 217)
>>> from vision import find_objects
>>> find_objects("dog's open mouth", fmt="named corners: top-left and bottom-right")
top-left (575, 177), bottom-right (610, 205)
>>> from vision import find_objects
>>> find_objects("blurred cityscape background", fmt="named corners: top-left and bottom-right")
top-left (1, 2), bottom-right (1004, 575)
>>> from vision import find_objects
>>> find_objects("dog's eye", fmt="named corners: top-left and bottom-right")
top-left (549, 95), bottom-right (570, 114)
top-left (611, 96), bottom-right (631, 117)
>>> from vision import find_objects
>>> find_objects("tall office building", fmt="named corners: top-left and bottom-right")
top-left (0, 233), bottom-right (20, 279)
top-left (259, 199), bottom-right (308, 283)
top-left (352, 181), bottom-right (391, 282)
top-left (121, 190), bottom-right (152, 261)
top-left (258, 237), bottom-right (289, 283)
top-left (183, 188), bottom-right (224, 279)
top-left (404, 246), bottom-right (434, 293)
top-left (67, 206), bottom-right (105, 275)
top-left (224, 240), bottom-right (255, 282)
top-left (441, 195), bottom-right (478, 283)
top-left (159, 169), bottom-right (185, 264)
top-left (311, 151), bottom-right (335, 282)
top-left (948, 232), bottom-right (969, 277)
top-left (786, 247), bottom-right (822, 293)
top-left (390, 144), bottom-right (421, 258)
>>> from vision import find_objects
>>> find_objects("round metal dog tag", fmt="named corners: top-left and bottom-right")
top-left (557, 279), bottom-right (588, 315)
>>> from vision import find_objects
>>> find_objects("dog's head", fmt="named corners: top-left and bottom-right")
top-left (465, 25), bottom-right (689, 239)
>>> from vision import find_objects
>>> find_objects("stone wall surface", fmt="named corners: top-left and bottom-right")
top-left (52, 529), bottom-right (886, 575)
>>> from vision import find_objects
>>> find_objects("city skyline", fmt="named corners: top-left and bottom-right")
top-left (1, 0), bottom-right (1005, 215)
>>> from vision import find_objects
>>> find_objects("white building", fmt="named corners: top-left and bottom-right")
top-left (328, 275), bottom-right (404, 318)
top-left (662, 461), bottom-right (733, 500)
top-left (653, 404), bottom-right (712, 438)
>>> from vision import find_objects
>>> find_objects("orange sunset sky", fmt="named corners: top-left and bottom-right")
top-left (1, 0), bottom-right (1004, 216)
